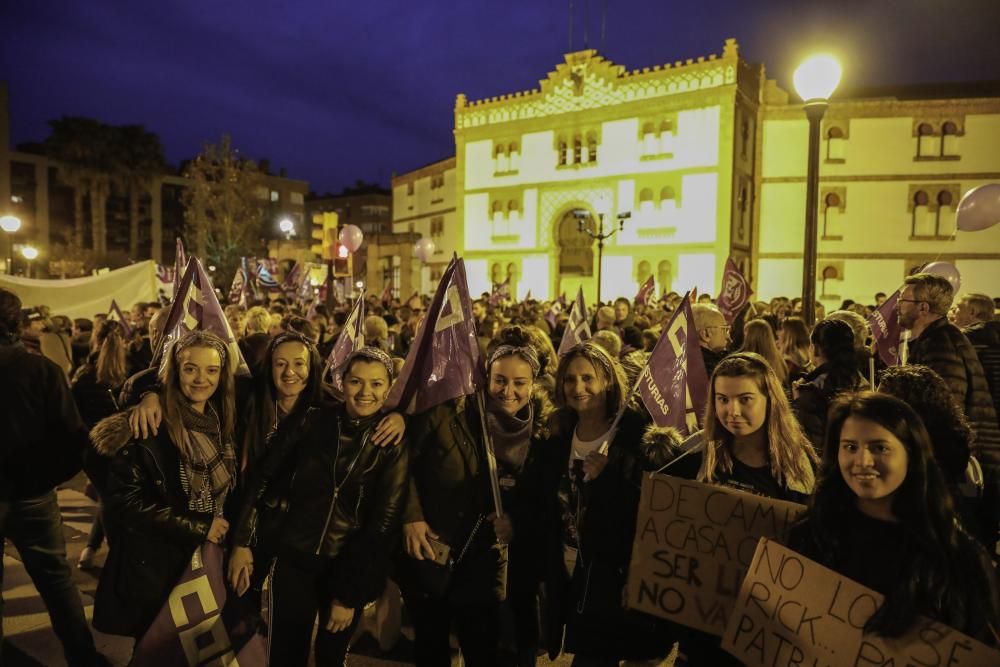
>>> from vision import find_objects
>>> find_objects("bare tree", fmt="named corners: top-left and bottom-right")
top-left (181, 135), bottom-right (265, 281)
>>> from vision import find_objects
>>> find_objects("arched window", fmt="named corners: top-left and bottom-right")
top-left (508, 141), bottom-right (520, 171)
top-left (823, 192), bottom-right (843, 238)
top-left (557, 139), bottom-right (568, 166)
top-left (656, 259), bottom-right (673, 294)
top-left (917, 122), bottom-right (938, 158)
top-left (941, 121), bottom-right (959, 157)
top-left (912, 190), bottom-right (933, 236)
top-left (586, 131), bottom-right (598, 163)
top-left (821, 265), bottom-right (840, 297)
top-left (641, 122), bottom-right (657, 155)
top-left (826, 126), bottom-right (845, 161)
top-left (659, 121), bottom-right (675, 156)
top-left (573, 136), bottom-right (583, 164)
top-left (639, 188), bottom-right (654, 214)
top-left (936, 190), bottom-right (955, 236)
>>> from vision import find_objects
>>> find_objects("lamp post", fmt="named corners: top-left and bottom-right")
top-left (21, 245), bottom-right (38, 279)
top-left (577, 195), bottom-right (631, 305)
top-left (1, 215), bottom-right (22, 275)
top-left (793, 54), bottom-right (841, 326)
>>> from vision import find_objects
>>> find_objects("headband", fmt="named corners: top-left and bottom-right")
top-left (173, 331), bottom-right (229, 366)
top-left (488, 344), bottom-right (541, 376)
top-left (570, 342), bottom-right (615, 380)
top-left (271, 330), bottom-right (316, 352)
top-left (347, 346), bottom-right (395, 380)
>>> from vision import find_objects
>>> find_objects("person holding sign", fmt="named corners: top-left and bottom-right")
top-left (544, 342), bottom-right (678, 665)
top-left (483, 326), bottom-right (555, 667)
top-left (789, 392), bottom-right (999, 644)
top-left (664, 352), bottom-right (817, 664)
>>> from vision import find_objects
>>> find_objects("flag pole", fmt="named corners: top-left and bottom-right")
top-left (475, 388), bottom-right (505, 518)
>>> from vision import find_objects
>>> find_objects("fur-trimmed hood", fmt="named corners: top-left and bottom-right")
top-left (90, 412), bottom-right (136, 458)
top-left (529, 387), bottom-right (555, 440)
top-left (640, 424), bottom-right (686, 470)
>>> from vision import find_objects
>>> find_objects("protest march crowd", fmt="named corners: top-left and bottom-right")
top-left (2, 247), bottom-right (1000, 667)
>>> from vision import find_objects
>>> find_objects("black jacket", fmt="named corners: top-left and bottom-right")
top-left (910, 318), bottom-right (1000, 471)
top-left (397, 396), bottom-right (507, 604)
top-left (0, 339), bottom-right (88, 500)
top-left (964, 320), bottom-right (1000, 425)
top-left (542, 409), bottom-right (678, 661)
top-left (89, 413), bottom-right (213, 638)
top-left (792, 363), bottom-right (867, 453)
top-left (71, 361), bottom-right (122, 429)
top-left (233, 405), bottom-right (407, 608)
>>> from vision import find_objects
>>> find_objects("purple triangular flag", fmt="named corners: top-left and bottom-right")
top-left (869, 289), bottom-right (902, 367)
top-left (107, 300), bottom-right (133, 338)
top-left (637, 295), bottom-right (709, 435)
top-left (717, 256), bottom-right (753, 325)
top-left (384, 256), bottom-right (481, 414)
top-left (172, 237), bottom-right (186, 300)
top-left (557, 287), bottom-right (591, 358)
top-left (325, 291), bottom-right (366, 390)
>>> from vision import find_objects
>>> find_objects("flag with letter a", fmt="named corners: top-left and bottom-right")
top-left (557, 287), bottom-right (592, 358)
top-left (325, 291), bottom-right (365, 390)
top-left (156, 257), bottom-right (251, 376)
top-left (637, 296), bottom-right (709, 434)
top-left (384, 255), bottom-right (481, 414)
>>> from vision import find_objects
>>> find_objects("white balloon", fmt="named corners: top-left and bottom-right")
top-left (413, 238), bottom-right (435, 262)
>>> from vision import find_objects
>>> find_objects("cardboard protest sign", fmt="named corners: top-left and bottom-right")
top-left (626, 475), bottom-right (805, 636)
top-left (722, 538), bottom-right (1000, 667)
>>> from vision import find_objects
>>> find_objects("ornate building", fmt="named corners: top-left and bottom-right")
top-left (454, 39), bottom-right (761, 302)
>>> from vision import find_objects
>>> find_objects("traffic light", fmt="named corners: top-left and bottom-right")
top-left (331, 241), bottom-right (352, 277)
top-left (311, 211), bottom-right (339, 257)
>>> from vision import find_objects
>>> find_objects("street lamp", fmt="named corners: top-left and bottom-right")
top-left (278, 217), bottom-right (295, 236)
top-left (576, 194), bottom-right (631, 304)
top-left (1, 214), bottom-right (21, 275)
top-left (793, 54), bottom-right (841, 326)
top-left (21, 245), bottom-right (38, 278)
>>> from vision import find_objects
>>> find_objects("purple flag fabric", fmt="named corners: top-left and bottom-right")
top-left (635, 275), bottom-right (655, 306)
top-left (637, 296), bottom-right (709, 435)
top-left (157, 257), bottom-right (251, 377)
top-left (131, 543), bottom-right (265, 667)
top-left (325, 291), bottom-right (365, 390)
top-left (869, 289), bottom-right (902, 367)
top-left (384, 256), bottom-right (481, 414)
top-left (227, 267), bottom-right (246, 306)
top-left (489, 278), bottom-right (511, 307)
top-left (716, 257), bottom-right (753, 325)
top-left (172, 238), bottom-right (187, 300)
top-left (282, 261), bottom-right (302, 290)
top-left (557, 287), bottom-right (591, 358)
top-left (545, 299), bottom-right (564, 330)
top-left (108, 300), bottom-right (133, 338)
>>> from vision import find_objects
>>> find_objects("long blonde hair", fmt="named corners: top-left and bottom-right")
top-left (95, 320), bottom-right (128, 388)
top-left (159, 331), bottom-right (236, 456)
top-left (740, 319), bottom-right (787, 385)
top-left (699, 352), bottom-right (816, 492)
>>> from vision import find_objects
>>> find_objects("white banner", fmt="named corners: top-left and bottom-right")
top-left (0, 261), bottom-right (159, 320)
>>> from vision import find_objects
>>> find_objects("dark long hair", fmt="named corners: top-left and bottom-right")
top-left (809, 318), bottom-right (862, 390)
top-left (807, 392), bottom-right (999, 638)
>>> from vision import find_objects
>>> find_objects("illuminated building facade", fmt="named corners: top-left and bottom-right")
top-left (757, 83), bottom-right (1000, 304)
top-left (391, 157), bottom-right (457, 295)
top-left (454, 39), bottom-right (761, 302)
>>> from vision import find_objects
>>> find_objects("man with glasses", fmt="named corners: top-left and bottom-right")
top-left (692, 303), bottom-right (731, 377)
top-left (900, 274), bottom-right (1000, 544)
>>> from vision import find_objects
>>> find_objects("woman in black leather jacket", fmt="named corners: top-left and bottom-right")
top-left (89, 330), bottom-right (236, 639)
top-left (228, 346), bottom-right (408, 666)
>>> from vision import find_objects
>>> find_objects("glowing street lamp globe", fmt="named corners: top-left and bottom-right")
top-left (278, 218), bottom-right (295, 234)
top-left (21, 246), bottom-right (38, 260)
top-left (793, 55), bottom-right (842, 102)
top-left (0, 215), bottom-right (21, 233)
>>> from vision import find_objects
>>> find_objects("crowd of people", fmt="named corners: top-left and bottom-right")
top-left (2, 270), bottom-right (1000, 666)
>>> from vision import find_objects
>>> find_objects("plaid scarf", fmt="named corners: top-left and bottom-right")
top-left (179, 401), bottom-right (236, 511)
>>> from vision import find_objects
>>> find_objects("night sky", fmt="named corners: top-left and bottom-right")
top-left (4, 1), bottom-right (999, 194)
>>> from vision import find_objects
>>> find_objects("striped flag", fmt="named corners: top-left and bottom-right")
top-left (325, 291), bottom-right (365, 390)
top-left (256, 259), bottom-right (278, 289)
top-left (557, 287), bottom-right (592, 358)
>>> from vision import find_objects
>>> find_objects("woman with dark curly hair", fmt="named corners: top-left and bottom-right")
top-left (877, 364), bottom-right (997, 549)
top-left (792, 318), bottom-right (867, 452)
top-left (790, 392), bottom-right (999, 644)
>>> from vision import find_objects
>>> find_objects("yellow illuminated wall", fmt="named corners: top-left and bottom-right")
top-left (758, 94), bottom-right (1000, 304)
top-left (453, 40), bottom-right (764, 305)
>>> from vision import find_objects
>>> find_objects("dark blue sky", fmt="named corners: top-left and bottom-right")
top-left (3, 1), bottom-right (999, 194)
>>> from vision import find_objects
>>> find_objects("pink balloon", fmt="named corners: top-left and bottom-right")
top-left (338, 224), bottom-right (364, 252)
top-left (956, 183), bottom-right (1000, 232)
top-left (922, 261), bottom-right (961, 292)
top-left (413, 238), bottom-right (435, 262)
